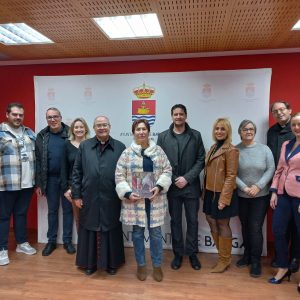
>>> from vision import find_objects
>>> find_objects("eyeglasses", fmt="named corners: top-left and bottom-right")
top-left (272, 108), bottom-right (287, 115)
top-left (46, 115), bottom-right (61, 121)
top-left (242, 128), bottom-right (255, 132)
top-left (95, 123), bottom-right (109, 129)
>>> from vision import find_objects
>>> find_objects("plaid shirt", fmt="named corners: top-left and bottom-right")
top-left (0, 123), bottom-right (36, 191)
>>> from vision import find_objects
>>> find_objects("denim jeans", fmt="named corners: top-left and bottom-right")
top-left (46, 176), bottom-right (73, 243)
top-left (272, 194), bottom-right (300, 268)
top-left (238, 195), bottom-right (269, 262)
top-left (168, 196), bottom-right (199, 256)
top-left (132, 199), bottom-right (163, 267)
top-left (0, 188), bottom-right (33, 250)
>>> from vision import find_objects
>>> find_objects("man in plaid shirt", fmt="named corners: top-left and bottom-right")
top-left (0, 102), bottom-right (37, 266)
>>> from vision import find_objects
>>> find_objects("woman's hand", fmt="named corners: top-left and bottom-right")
top-left (270, 192), bottom-right (278, 209)
top-left (218, 202), bottom-right (226, 210)
top-left (74, 199), bottom-right (83, 209)
top-left (248, 185), bottom-right (260, 197)
top-left (298, 204), bottom-right (300, 214)
top-left (149, 186), bottom-right (160, 201)
top-left (35, 187), bottom-right (43, 198)
top-left (64, 189), bottom-right (72, 203)
top-left (128, 193), bottom-right (142, 203)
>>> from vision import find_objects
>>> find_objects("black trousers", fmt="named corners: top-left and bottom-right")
top-left (168, 195), bottom-right (199, 256)
top-left (238, 195), bottom-right (269, 262)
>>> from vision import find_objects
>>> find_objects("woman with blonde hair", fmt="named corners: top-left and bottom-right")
top-left (61, 117), bottom-right (90, 232)
top-left (203, 118), bottom-right (239, 273)
top-left (269, 112), bottom-right (300, 291)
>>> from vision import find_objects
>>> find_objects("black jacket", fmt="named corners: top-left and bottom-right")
top-left (267, 121), bottom-right (294, 167)
top-left (35, 123), bottom-right (70, 194)
top-left (71, 136), bottom-right (125, 232)
top-left (157, 123), bottom-right (205, 198)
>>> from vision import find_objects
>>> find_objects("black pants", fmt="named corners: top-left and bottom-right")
top-left (0, 188), bottom-right (33, 250)
top-left (238, 195), bottom-right (269, 262)
top-left (168, 195), bottom-right (199, 256)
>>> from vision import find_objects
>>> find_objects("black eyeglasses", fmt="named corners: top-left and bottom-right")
top-left (46, 115), bottom-right (61, 121)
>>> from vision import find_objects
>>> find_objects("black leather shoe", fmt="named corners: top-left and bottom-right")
top-left (289, 258), bottom-right (299, 273)
top-left (63, 243), bottom-right (76, 254)
top-left (236, 256), bottom-right (250, 268)
top-left (297, 284), bottom-right (300, 294)
top-left (85, 267), bottom-right (97, 276)
top-left (106, 268), bottom-right (117, 275)
top-left (189, 254), bottom-right (201, 270)
top-left (42, 242), bottom-right (56, 256)
top-left (250, 262), bottom-right (261, 278)
top-left (171, 255), bottom-right (183, 270)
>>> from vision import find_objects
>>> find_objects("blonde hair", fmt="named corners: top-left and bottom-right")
top-left (212, 118), bottom-right (232, 143)
top-left (291, 112), bottom-right (300, 119)
top-left (69, 117), bottom-right (90, 141)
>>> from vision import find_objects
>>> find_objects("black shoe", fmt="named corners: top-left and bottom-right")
top-left (268, 269), bottom-right (291, 284)
top-left (297, 284), bottom-right (300, 294)
top-left (271, 258), bottom-right (279, 268)
top-left (289, 258), bottom-right (299, 273)
top-left (42, 242), bottom-right (56, 256)
top-left (106, 267), bottom-right (117, 275)
top-left (171, 255), bottom-right (183, 270)
top-left (189, 254), bottom-right (201, 270)
top-left (250, 262), bottom-right (261, 278)
top-left (236, 256), bottom-right (250, 268)
top-left (63, 243), bottom-right (76, 254)
top-left (85, 267), bottom-right (97, 276)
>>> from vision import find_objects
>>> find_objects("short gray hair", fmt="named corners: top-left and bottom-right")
top-left (238, 119), bottom-right (257, 136)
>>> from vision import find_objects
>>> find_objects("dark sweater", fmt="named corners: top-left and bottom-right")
top-left (60, 140), bottom-right (79, 192)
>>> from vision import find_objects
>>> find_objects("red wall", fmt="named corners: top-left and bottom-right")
top-left (1, 53), bottom-right (300, 237)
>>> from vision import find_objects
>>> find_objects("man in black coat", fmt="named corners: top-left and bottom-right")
top-left (157, 104), bottom-right (205, 271)
top-left (36, 107), bottom-right (75, 256)
top-left (267, 101), bottom-right (299, 273)
top-left (72, 116), bottom-right (125, 276)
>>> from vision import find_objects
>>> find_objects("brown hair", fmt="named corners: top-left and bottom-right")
top-left (132, 119), bottom-right (150, 134)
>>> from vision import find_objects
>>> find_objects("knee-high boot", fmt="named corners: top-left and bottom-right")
top-left (211, 232), bottom-right (219, 250)
top-left (211, 236), bottom-right (232, 273)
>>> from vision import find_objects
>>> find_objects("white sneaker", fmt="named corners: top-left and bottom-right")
top-left (0, 250), bottom-right (9, 266)
top-left (16, 242), bottom-right (37, 255)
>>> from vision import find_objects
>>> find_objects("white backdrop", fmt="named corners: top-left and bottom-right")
top-left (34, 68), bottom-right (271, 255)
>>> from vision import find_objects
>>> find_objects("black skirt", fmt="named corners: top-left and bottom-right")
top-left (203, 189), bottom-right (239, 219)
top-left (76, 223), bottom-right (125, 270)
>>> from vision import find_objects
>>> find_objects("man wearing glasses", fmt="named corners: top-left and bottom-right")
top-left (267, 101), bottom-right (299, 273)
top-left (0, 103), bottom-right (36, 266)
top-left (36, 107), bottom-right (75, 256)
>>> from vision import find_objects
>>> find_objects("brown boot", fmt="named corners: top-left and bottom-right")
top-left (211, 236), bottom-right (232, 273)
top-left (211, 232), bottom-right (219, 250)
top-left (153, 266), bottom-right (163, 282)
top-left (137, 265), bottom-right (147, 281)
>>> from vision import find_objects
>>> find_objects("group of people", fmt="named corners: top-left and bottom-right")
top-left (0, 101), bottom-right (299, 293)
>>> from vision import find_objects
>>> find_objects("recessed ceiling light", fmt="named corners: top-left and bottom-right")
top-left (0, 23), bottom-right (53, 45)
top-left (93, 13), bottom-right (163, 39)
top-left (292, 20), bottom-right (300, 30)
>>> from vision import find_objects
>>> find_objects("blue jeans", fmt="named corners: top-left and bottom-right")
top-left (168, 196), bottom-right (199, 256)
top-left (46, 176), bottom-right (73, 243)
top-left (238, 195), bottom-right (269, 262)
top-left (272, 194), bottom-right (300, 268)
top-left (0, 188), bottom-right (33, 250)
top-left (132, 199), bottom-right (163, 267)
